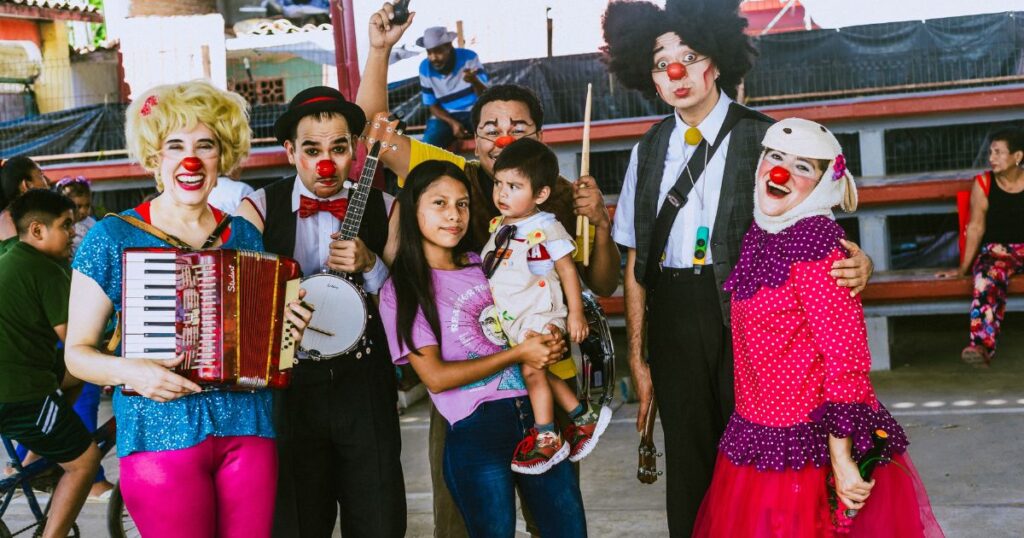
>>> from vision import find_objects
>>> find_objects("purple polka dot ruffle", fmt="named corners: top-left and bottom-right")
top-left (720, 403), bottom-right (908, 472)
top-left (809, 401), bottom-right (909, 461)
top-left (723, 216), bottom-right (845, 301)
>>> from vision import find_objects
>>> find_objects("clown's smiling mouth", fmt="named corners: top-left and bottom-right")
top-left (766, 182), bottom-right (791, 198)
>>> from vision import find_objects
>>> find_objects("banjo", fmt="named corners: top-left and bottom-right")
top-left (299, 113), bottom-right (403, 359)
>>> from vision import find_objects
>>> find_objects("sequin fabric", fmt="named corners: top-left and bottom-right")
top-left (72, 209), bottom-right (275, 457)
top-left (723, 216), bottom-right (844, 301)
top-left (720, 215), bottom-right (910, 471)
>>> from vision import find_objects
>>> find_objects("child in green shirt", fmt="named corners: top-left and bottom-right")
top-left (0, 189), bottom-right (99, 538)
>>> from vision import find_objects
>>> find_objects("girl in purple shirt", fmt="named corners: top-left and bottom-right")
top-left (378, 160), bottom-right (587, 537)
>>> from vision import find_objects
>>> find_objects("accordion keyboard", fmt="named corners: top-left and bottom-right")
top-left (122, 250), bottom-right (177, 359)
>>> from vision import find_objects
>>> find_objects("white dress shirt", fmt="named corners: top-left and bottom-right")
top-left (612, 92), bottom-right (734, 269)
top-left (209, 177), bottom-right (255, 215)
top-left (244, 176), bottom-right (393, 294)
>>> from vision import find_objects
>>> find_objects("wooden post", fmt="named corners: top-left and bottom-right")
top-left (330, 0), bottom-right (361, 100)
top-left (456, 20), bottom-right (465, 48)
top-left (546, 8), bottom-right (553, 58)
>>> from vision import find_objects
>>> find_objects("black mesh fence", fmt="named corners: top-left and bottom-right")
top-left (885, 119), bottom-right (1024, 175)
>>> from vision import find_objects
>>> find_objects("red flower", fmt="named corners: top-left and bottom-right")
top-left (140, 95), bottom-right (158, 117)
top-left (832, 154), bottom-right (847, 181)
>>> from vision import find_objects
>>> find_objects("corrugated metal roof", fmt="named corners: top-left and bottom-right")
top-left (0, 0), bottom-right (99, 14)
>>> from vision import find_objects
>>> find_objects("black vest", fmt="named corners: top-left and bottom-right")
top-left (260, 177), bottom-right (389, 284)
top-left (260, 177), bottom-right (392, 364)
top-left (632, 106), bottom-right (774, 324)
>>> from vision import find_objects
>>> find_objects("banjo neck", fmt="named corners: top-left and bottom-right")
top-left (337, 143), bottom-right (381, 244)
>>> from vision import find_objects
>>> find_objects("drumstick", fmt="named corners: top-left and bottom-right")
top-left (580, 83), bottom-right (592, 267)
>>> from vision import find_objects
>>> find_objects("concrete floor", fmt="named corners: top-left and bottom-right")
top-left (4, 314), bottom-right (1023, 537)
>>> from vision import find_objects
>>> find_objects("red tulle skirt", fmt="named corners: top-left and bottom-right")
top-left (692, 451), bottom-right (944, 538)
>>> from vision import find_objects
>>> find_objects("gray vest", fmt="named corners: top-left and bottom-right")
top-left (632, 106), bottom-right (774, 324)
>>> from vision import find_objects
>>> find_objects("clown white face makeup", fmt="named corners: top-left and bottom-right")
top-left (650, 32), bottom-right (719, 120)
top-left (285, 115), bottom-right (354, 199)
top-left (474, 100), bottom-right (541, 176)
top-left (756, 149), bottom-right (826, 217)
top-left (158, 123), bottom-right (221, 207)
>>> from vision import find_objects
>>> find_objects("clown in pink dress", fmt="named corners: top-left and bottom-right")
top-left (693, 118), bottom-right (944, 537)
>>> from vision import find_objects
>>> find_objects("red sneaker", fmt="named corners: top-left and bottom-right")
top-left (565, 405), bottom-right (613, 462)
top-left (511, 429), bottom-right (569, 475)
top-left (961, 345), bottom-right (991, 368)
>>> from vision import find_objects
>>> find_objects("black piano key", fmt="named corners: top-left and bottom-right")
top-left (144, 284), bottom-right (176, 289)
top-left (143, 322), bottom-right (176, 326)
top-left (144, 348), bottom-right (176, 353)
top-left (144, 269), bottom-right (175, 274)
top-left (143, 306), bottom-right (175, 311)
top-left (143, 333), bottom-right (176, 337)
top-left (143, 295), bottom-right (176, 300)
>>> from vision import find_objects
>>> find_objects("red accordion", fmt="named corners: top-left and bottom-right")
top-left (121, 247), bottom-right (301, 390)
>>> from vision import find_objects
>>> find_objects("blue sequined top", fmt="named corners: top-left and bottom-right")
top-left (72, 208), bottom-right (275, 457)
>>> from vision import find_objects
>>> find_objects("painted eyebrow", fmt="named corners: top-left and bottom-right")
top-left (164, 137), bottom-right (216, 145)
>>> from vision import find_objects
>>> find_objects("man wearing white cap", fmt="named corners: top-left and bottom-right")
top-left (417, 25), bottom-right (488, 148)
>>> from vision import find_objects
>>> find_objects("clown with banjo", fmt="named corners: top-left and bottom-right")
top-left (237, 86), bottom-right (407, 537)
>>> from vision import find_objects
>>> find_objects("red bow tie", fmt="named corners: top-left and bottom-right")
top-left (298, 195), bottom-right (348, 220)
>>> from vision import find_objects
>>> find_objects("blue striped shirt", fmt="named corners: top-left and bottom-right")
top-left (419, 48), bottom-right (488, 113)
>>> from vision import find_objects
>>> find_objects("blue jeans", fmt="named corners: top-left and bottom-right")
top-left (423, 111), bottom-right (473, 149)
top-left (443, 397), bottom-right (587, 538)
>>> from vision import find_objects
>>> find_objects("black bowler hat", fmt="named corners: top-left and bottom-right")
top-left (273, 86), bottom-right (367, 144)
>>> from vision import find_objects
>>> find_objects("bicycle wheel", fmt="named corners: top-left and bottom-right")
top-left (107, 482), bottom-right (139, 538)
top-left (0, 520), bottom-right (12, 538)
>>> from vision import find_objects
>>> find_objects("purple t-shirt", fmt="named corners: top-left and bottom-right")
top-left (379, 258), bottom-right (527, 424)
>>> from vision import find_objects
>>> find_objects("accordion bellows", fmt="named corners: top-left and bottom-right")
top-left (122, 248), bottom-right (301, 391)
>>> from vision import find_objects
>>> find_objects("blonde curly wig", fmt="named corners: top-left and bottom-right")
top-left (126, 80), bottom-right (251, 190)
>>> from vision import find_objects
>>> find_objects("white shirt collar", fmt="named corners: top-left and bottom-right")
top-left (673, 91), bottom-right (734, 147)
top-left (290, 175), bottom-right (349, 212)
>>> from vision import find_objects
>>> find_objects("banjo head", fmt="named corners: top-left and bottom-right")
top-left (299, 273), bottom-right (368, 358)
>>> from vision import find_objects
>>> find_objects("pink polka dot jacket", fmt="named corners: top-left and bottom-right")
top-left (721, 216), bottom-right (907, 472)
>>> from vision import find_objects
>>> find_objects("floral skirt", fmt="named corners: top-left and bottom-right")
top-left (692, 451), bottom-right (944, 538)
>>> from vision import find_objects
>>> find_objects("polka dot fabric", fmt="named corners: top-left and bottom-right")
top-left (720, 218), bottom-right (908, 471)
top-left (724, 215), bottom-right (843, 301)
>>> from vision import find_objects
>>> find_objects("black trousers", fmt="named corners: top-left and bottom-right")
top-left (271, 351), bottom-right (407, 538)
top-left (646, 269), bottom-right (734, 537)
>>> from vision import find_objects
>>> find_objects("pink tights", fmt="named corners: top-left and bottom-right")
top-left (119, 435), bottom-right (277, 538)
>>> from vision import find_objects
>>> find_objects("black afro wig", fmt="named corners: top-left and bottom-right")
top-left (601, 0), bottom-right (757, 101)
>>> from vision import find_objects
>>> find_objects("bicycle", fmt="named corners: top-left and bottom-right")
top-left (0, 417), bottom-right (137, 537)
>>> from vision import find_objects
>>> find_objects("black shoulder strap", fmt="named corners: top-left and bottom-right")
top-left (643, 103), bottom-right (758, 290)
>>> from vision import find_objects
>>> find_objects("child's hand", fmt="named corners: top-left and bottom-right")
top-left (568, 310), bottom-right (589, 343)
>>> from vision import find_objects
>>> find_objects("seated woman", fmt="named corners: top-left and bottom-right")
top-left (64, 80), bottom-right (311, 538)
top-left (938, 128), bottom-right (1024, 367)
top-left (378, 160), bottom-right (587, 538)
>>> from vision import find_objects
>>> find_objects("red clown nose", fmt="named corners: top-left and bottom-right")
top-left (666, 62), bottom-right (687, 81)
top-left (316, 160), bottom-right (337, 178)
top-left (494, 135), bottom-right (515, 149)
top-left (181, 157), bottom-right (203, 173)
top-left (769, 166), bottom-right (790, 184)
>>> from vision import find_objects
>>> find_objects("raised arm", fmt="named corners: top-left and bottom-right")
top-left (356, 2), bottom-right (415, 176)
